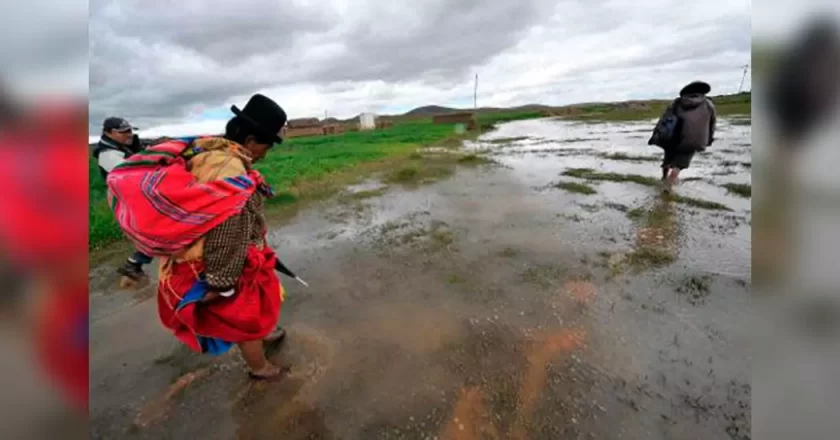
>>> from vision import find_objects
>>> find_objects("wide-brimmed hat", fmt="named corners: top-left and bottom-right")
top-left (230, 94), bottom-right (287, 144)
top-left (680, 81), bottom-right (712, 96)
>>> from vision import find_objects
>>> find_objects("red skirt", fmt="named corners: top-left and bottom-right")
top-left (157, 245), bottom-right (283, 353)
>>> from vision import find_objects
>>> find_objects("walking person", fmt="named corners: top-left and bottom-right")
top-left (107, 94), bottom-right (289, 380)
top-left (650, 81), bottom-right (717, 192)
top-left (92, 117), bottom-right (154, 281)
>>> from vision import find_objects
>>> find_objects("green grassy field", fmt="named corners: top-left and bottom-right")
top-left (89, 110), bottom-right (542, 251)
top-left (562, 92), bottom-right (751, 122)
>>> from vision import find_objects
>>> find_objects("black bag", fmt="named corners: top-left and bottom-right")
top-left (648, 99), bottom-right (683, 150)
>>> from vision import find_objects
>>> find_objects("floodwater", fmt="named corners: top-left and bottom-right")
top-left (89, 117), bottom-right (751, 439)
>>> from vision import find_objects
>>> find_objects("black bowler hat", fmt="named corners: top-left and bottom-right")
top-left (230, 94), bottom-right (287, 144)
top-left (679, 81), bottom-right (712, 96)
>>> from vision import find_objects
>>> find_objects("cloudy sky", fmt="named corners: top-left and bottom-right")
top-left (1, 2), bottom-right (88, 100)
top-left (88, 0), bottom-right (755, 141)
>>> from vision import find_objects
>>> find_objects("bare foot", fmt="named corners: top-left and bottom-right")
top-left (248, 362), bottom-right (288, 381)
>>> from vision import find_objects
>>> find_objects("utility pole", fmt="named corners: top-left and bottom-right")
top-left (738, 64), bottom-right (749, 93)
top-left (474, 73), bottom-right (478, 110)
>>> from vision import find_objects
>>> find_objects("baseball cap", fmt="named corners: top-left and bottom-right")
top-left (102, 117), bottom-right (137, 132)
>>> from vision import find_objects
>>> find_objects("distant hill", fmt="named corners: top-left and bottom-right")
top-left (401, 103), bottom-right (559, 117)
top-left (403, 105), bottom-right (461, 116)
top-left (100, 92), bottom-right (750, 144)
top-left (508, 103), bottom-right (553, 112)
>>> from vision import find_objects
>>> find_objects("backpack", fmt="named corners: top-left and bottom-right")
top-left (648, 98), bottom-right (683, 149)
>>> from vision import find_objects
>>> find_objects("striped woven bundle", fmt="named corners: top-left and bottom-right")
top-left (106, 140), bottom-right (265, 256)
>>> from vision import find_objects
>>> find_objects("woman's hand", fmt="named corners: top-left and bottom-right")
top-left (202, 288), bottom-right (234, 303)
top-left (201, 291), bottom-right (221, 303)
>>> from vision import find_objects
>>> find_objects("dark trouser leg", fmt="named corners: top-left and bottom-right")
top-left (118, 250), bottom-right (153, 280)
top-left (670, 152), bottom-right (695, 182)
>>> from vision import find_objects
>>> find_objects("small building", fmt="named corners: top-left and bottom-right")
top-left (359, 113), bottom-right (376, 131)
top-left (283, 126), bottom-right (323, 138)
top-left (282, 117), bottom-right (325, 139)
top-left (432, 112), bottom-right (477, 129)
top-left (322, 123), bottom-right (345, 135)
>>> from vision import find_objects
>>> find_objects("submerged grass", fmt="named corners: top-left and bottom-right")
top-left (487, 136), bottom-right (530, 144)
top-left (626, 247), bottom-right (676, 267)
top-left (668, 194), bottom-right (732, 211)
top-left (457, 153), bottom-right (495, 165)
top-left (677, 274), bottom-right (713, 305)
top-left (345, 188), bottom-right (389, 200)
top-left (520, 264), bottom-right (567, 288)
top-left (554, 181), bottom-right (598, 195)
top-left (722, 183), bottom-right (752, 198)
top-left (620, 197), bottom-right (681, 272)
top-left (562, 168), bottom-right (660, 187)
top-left (626, 207), bottom-right (646, 221)
top-left (600, 152), bottom-right (660, 162)
top-left (372, 218), bottom-right (456, 253)
top-left (384, 163), bottom-right (455, 184)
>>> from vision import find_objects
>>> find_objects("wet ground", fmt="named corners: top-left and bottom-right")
top-left (90, 116), bottom-right (751, 439)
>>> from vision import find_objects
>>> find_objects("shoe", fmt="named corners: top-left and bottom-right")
top-left (117, 261), bottom-right (147, 281)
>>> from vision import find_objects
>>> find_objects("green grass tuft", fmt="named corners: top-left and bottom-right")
top-left (554, 181), bottom-right (598, 195)
top-left (600, 152), bottom-right (660, 162)
top-left (561, 168), bottom-right (660, 187)
top-left (722, 183), bottom-right (751, 198)
top-left (668, 194), bottom-right (732, 211)
top-left (457, 153), bottom-right (494, 164)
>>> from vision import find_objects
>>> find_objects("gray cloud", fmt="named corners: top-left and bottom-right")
top-left (92, 0), bottom-right (335, 64)
top-left (565, 13), bottom-right (752, 76)
top-left (88, 0), bottom-right (751, 135)
top-left (89, 0), bottom-right (557, 130)
top-left (308, 0), bottom-right (556, 83)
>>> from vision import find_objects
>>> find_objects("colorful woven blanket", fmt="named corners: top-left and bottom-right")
top-left (106, 139), bottom-right (270, 256)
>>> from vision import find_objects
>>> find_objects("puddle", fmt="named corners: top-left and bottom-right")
top-left (344, 179), bottom-right (388, 194)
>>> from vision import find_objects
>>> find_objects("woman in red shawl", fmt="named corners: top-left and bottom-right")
top-left (153, 95), bottom-right (289, 380)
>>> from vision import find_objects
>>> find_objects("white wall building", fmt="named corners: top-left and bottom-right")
top-left (359, 112), bottom-right (376, 130)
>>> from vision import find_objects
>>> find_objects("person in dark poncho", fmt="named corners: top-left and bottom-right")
top-left (658, 81), bottom-right (717, 192)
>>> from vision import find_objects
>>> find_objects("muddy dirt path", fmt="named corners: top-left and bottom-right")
top-left (90, 117), bottom-right (751, 440)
